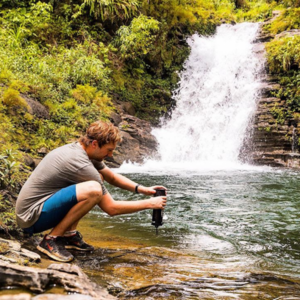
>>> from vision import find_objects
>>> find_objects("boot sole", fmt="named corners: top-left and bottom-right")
top-left (37, 245), bottom-right (73, 262)
top-left (65, 245), bottom-right (94, 251)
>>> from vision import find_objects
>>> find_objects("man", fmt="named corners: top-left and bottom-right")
top-left (16, 121), bottom-right (167, 262)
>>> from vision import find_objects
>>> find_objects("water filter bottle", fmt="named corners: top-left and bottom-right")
top-left (152, 189), bottom-right (166, 234)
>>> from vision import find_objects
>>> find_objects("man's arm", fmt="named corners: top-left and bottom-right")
top-left (98, 191), bottom-right (167, 216)
top-left (99, 167), bottom-right (166, 195)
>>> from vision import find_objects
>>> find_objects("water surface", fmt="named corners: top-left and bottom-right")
top-left (79, 167), bottom-right (300, 299)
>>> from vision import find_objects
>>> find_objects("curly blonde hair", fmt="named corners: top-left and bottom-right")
top-left (79, 121), bottom-right (122, 148)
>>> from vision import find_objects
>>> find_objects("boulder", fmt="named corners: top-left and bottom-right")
top-left (0, 261), bottom-right (116, 299)
top-left (121, 102), bottom-right (136, 116)
top-left (22, 95), bottom-right (50, 120)
top-left (0, 237), bottom-right (40, 264)
top-left (106, 106), bottom-right (158, 167)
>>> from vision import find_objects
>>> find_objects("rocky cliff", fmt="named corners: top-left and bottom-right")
top-left (106, 101), bottom-right (158, 167)
top-left (241, 17), bottom-right (300, 168)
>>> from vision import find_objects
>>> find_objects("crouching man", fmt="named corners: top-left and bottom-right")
top-left (16, 121), bottom-right (167, 262)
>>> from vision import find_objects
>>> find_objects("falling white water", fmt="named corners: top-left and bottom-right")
top-left (119, 23), bottom-right (266, 173)
top-left (155, 23), bottom-right (263, 165)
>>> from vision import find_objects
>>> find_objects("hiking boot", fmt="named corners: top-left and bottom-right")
top-left (37, 235), bottom-right (74, 262)
top-left (63, 231), bottom-right (94, 251)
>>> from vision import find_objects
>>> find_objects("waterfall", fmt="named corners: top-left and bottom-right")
top-left (119, 23), bottom-right (266, 172)
top-left (151, 23), bottom-right (263, 169)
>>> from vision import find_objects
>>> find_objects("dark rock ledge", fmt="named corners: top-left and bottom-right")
top-left (107, 105), bottom-right (158, 167)
top-left (0, 238), bottom-right (116, 300)
top-left (240, 13), bottom-right (300, 168)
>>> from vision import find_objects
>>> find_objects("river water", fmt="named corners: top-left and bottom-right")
top-left (79, 23), bottom-right (300, 298)
top-left (81, 168), bottom-right (300, 299)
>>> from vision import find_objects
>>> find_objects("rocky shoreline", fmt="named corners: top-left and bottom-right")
top-left (0, 236), bottom-right (115, 300)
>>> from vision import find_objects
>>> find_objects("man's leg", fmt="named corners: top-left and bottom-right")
top-left (36, 181), bottom-right (103, 262)
top-left (49, 180), bottom-right (103, 236)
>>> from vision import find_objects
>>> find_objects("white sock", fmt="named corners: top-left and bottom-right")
top-left (46, 234), bottom-right (58, 239)
top-left (64, 230), bottom-right (77, 237)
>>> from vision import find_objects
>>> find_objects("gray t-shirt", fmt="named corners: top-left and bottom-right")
top-left (16, 142), bottom-right (107, 228)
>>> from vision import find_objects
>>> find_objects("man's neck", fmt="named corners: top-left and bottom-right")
top-left (79, 142), bottom-right (91, 158)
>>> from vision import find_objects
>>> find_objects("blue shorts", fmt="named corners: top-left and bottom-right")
top-left (23, 185), bottom-right (78, 235)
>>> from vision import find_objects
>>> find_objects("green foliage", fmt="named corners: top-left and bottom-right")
top-left (1, 88), bottom-right (30, 115)
top-left (281, 0), bottom-right (300, 8)
top-left (0, 150), bottom-right (22, 190)
top-left (1, 2), bottom-right (53, 47)
top-left (0, 0), bottom-right (291, 234)
top-left (0, 193), bottom-right (19, 232)
top-left (235, 0), bottom-right (275, 22)
top-left (0, 195), bottom-right (14, 228)
top-left (274, 71), bottom-right (300, 112)
top-left (270, 104), bottom-right (288, 124)
top-left (142, 0), bottom-right (230, 28)
top-left (265, 8), bottom-right (300, 35)
top-left (264, 6), bottom-right (300, 122)
top-left (115, 15), bottom-right (160, 59)
top-left (266, 35), bottom-right (300, 73)
top-left (80, 0), bottom-right (140, 21)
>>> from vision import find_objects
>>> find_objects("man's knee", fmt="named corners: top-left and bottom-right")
top-left (86, 181), bottom-right (103, 198)
top-left (76, 181), bottom-right (103, 203)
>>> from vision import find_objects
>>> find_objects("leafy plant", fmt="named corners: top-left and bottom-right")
top-left (266, 35), bottom-right (300, 73)
top-left (0, 193), bottom-right (18, 233)
top-left (265, 8), bottom-right (300, 35)
top-left (235, 0), bottom-right (275, 22)
top-left (270, 104), bottom-right (288, 124)
top-left (79, 0), bottom-right (140, 21)
top-left (0, 150), bottom-right (18, 190)
top-left (115, 15), bottom-right (160, 59)
top-left (1, 87), bottom-right (30, 115)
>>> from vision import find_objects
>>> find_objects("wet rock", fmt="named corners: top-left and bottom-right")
top-left (0, 255), bottom-right (19, 263)
top-left (109, 112), bottom-right (122, 126)
top-left (0, 294), bottom-right (31, 300)
top-left (0, 238), bottom-right (21, 252)
top-left (37, 148), bottom-right (48, 156)
top-left (0, 237), bottom-right (40, 264)
top-left (0, 261), bottom-right (115, 299)
top-left (23, 155), bottom-right (42, 170)
top-left (32, 295), bottom-right (95, 300)
top-left (0, 293), bottom-right (102, 300)
top-left (20, 248), bottom-right (41, 261)
top-left (23, 154), bottom-right (36, 169)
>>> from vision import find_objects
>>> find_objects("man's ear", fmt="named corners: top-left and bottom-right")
top-left (91, 140), bottom-right (98, 148)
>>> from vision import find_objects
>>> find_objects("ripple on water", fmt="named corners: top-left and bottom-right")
top-left (79, 168), bottom-right (300, 298)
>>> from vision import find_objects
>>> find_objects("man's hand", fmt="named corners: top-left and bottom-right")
top-left (138, 185), bottom-right (167, 196)
top-left (149, 195), bottom-right (167, 209)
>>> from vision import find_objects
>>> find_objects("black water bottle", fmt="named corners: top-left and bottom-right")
top-left (152, 189), bottom-right (166, 234)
